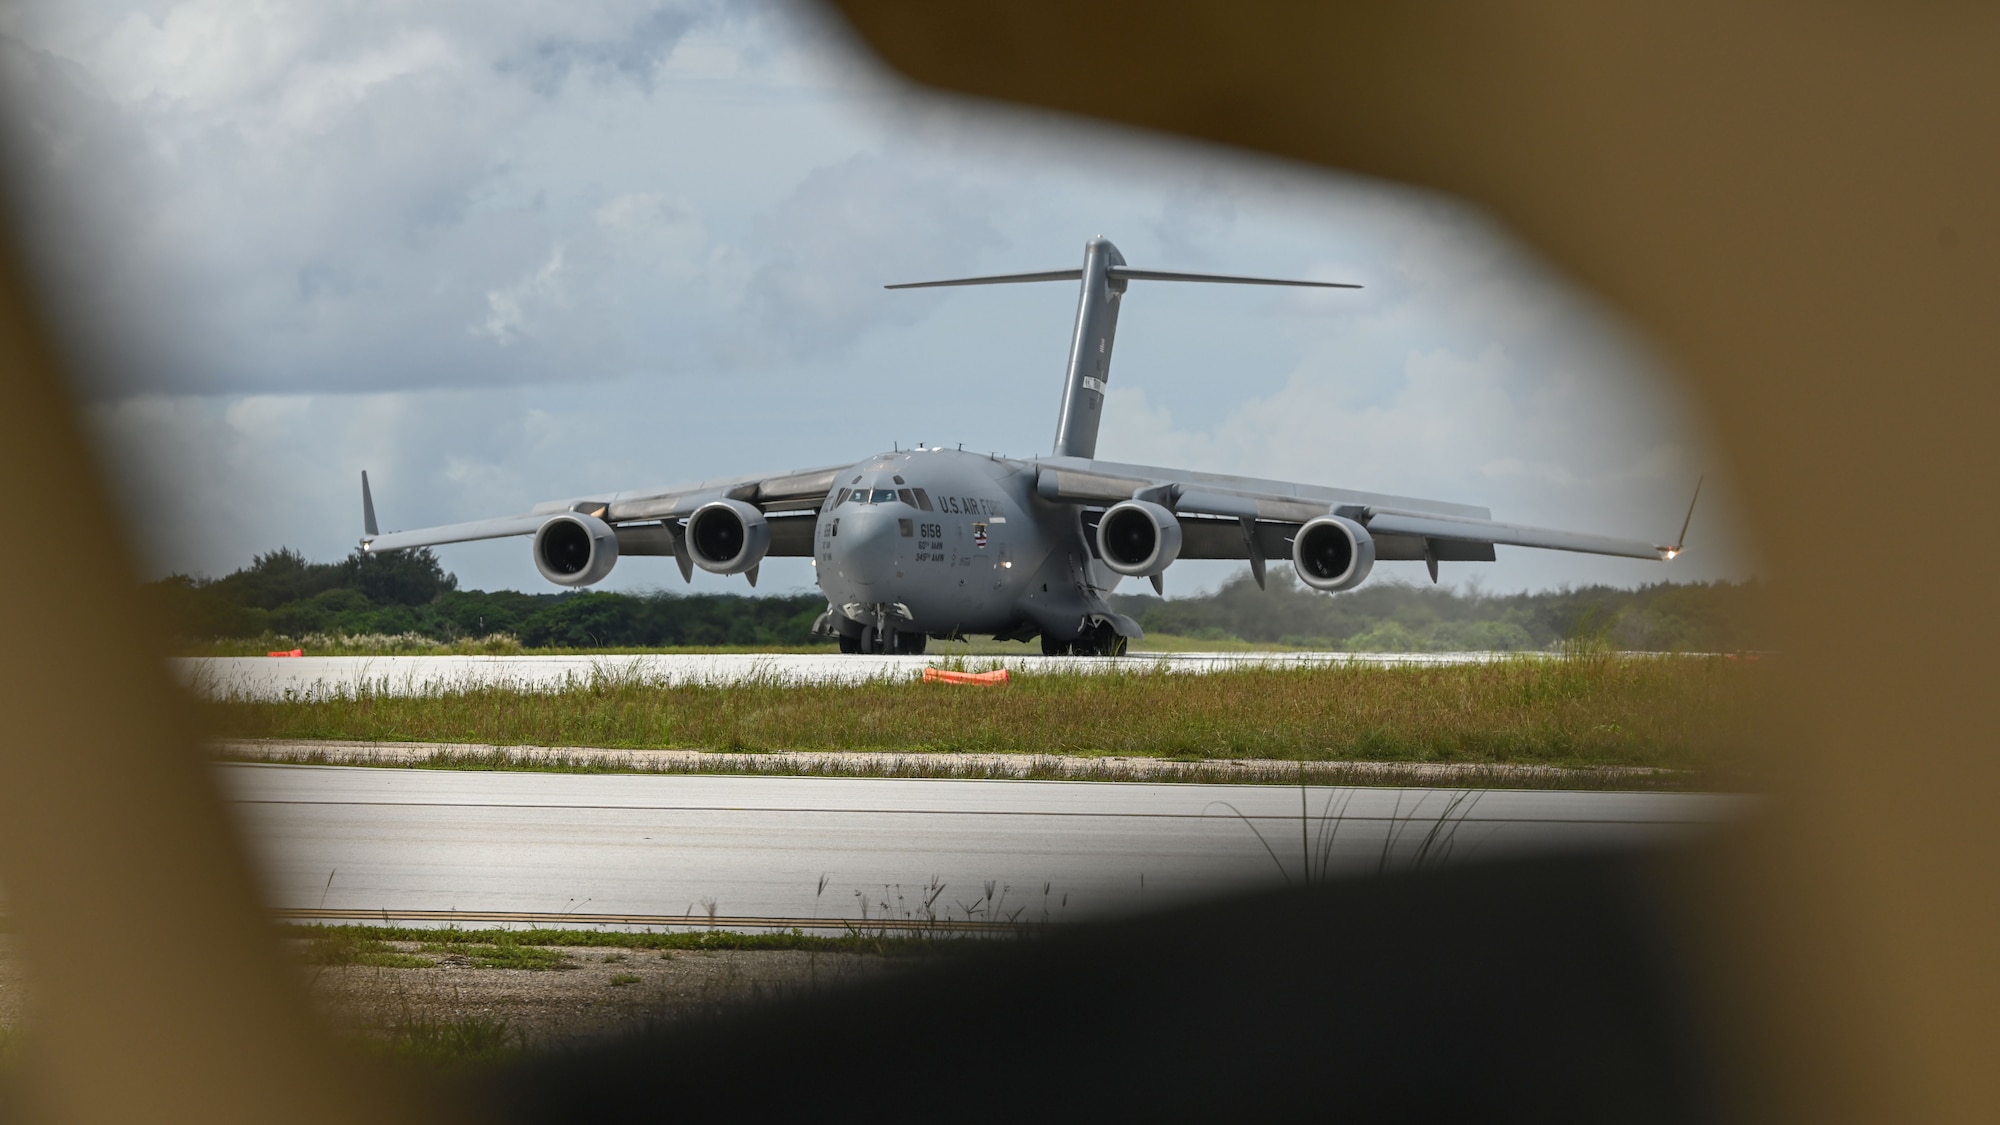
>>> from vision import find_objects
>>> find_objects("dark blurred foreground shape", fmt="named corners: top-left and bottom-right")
top-left (489, 848), bottom-right (1724, 1122)
top-left (1, 2), bottom-right (1996, 1121)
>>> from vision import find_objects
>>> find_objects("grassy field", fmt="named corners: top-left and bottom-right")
top-left (208, 653), bottom-right (1769, 779)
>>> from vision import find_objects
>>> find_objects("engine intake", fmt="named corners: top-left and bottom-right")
top-left (1292, 515), bottom-right (1376, 592)
top-left (685, 499), bottom-right (770, 575)
top-left (533, 513), bottom-right (620, 587)
top-left (1096, 500), bottom-right (1183, 577)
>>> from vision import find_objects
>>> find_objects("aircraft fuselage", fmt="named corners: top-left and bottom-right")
top-left (813, 448), bottom-right (1122, 652)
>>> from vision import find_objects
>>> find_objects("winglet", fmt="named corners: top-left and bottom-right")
top-left (1660, 476), bottom-right (1704, 560)
top-left (361, 470), bottom-right (380, 542)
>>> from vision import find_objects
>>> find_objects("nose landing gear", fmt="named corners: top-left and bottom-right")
top-left (837, 625), bottom-right (928, 655)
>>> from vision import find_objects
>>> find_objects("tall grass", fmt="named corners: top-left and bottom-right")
top-left (210, 653), bottom-right (1768, 774)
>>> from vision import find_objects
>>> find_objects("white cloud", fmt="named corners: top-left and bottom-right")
top-left (475, 243), bottom-right (570, 346)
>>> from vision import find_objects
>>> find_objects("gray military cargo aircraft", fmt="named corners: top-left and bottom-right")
top-left (361, 237), bottom-right (1695, 655)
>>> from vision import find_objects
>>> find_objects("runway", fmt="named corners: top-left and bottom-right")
top-left (183, 650), bottom-right (1530, 700)
top-left (225, 764), bottom-right (1746, 930)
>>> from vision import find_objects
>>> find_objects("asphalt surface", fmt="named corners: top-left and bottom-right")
top-left (224, 764), bottom-right (1746, 930)
top-left (182, 650), bottom-right (1529, 699)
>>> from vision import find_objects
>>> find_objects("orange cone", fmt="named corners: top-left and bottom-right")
top-left (922, 667), bottom-right (1009, 686)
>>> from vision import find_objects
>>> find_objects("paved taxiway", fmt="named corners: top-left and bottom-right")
top-left (226, 764), bottom-right (1745, 930)
top-left (184, 651), bottom-right (1532, 700)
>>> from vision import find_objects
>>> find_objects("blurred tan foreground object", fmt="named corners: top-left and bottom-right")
top-left (0, 254), bottom-right (411, 1117)
top-left (824, 3), bottom-right (2000, 1119)
top-left (0, 3), bottom-right (1994, 1121)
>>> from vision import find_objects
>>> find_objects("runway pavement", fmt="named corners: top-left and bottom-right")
top-left (225, 764), bottom-right (1747, 931)
top-left (182, 650), bottom-right (1530, 700)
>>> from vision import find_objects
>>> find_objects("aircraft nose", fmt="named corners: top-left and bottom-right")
top-left (834, 508), bottom-right (902, 585)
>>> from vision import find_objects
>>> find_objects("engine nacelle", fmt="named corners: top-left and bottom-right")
top-left (685, 498), bottom-right (770, 575)
top-left (1292, 515), bottom-right (1376, 592)
top-left (1096, 500), bottom-right (1183, 577)
top-left (533, 512), bottom-right (620, 587)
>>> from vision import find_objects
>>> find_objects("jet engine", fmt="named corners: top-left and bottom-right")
top-left (1096, 499), bottom-right (1183, 577)
top-left (533, 512), bottom-right (620, 587)
top-left (685, 498), bottom-right (770, 575)
top-left (1292, 515), bottom-right (1376, 592)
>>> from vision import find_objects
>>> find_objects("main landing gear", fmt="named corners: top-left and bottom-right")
top-left (1041, 621), bottom-right (1129, 657)
top-left (839, 626), bottom-right (927, 655)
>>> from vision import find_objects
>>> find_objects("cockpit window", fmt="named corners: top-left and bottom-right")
top-left (912, 488), bottom-right (934, 512)
top-left (897, 488), bottom-right (916, 507)
top-left (871, 489), bottom-right (898, 503)
top-left (833, 488), bottom-right (850, 506)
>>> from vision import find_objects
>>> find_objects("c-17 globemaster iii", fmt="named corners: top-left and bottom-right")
top-left (361, 237), bottom-right (1697, 655)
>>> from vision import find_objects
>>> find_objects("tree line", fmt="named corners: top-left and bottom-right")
top-left (148, 548), bottom-right (828, 648)
top-left (1110, 571), bottom-right (1771, 652)
top-left (149, 547), bottom-right (1770, 652)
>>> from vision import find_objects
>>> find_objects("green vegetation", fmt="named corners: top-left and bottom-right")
top-left (302, 929), bottom-right (433, 969)
top-left (367, 1016), bottom-right (525, 1068)
top-left (150, 547), bottom-right (830, 650)
top-left (298, 929), bottom-right (575, 970)
top-left (155, 547), bottom-right (1770, 655)
top-left (1110, 571), bottom-right (1773, 653)
top-left (215, 654), bottom-right (1768, 776)
top-left (428, 942), bottom-right (570, 970)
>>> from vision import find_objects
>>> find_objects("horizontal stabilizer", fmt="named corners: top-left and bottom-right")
top-left (888, 239), bottom-right (1360, 460)
top-left (886, 269), bottom-right (1083, 289)
top-left (886, 266), bottom-right (1359, 290)
top-left (1105, 267), bottom-right (1359, 289)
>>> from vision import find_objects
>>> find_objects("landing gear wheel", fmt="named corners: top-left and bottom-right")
top-left (892, 630), bottom-right (927, 656)
top-left (1039, 633), bottom-right (1072, 657)
top-left (838, 633), bottom-right (862, 654)
top-left (858, 625), bottom-right (877, 654)
top-left (1078, 622), bottom-right (1128, 657)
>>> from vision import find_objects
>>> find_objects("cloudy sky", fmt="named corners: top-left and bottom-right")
top-left (0, 0), bottom-right (1754, 598)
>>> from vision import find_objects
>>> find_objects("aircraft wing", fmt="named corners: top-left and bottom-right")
top-left (1036, 456), bottom-right (1675, 563)
top-left (361, 463), bottom-right (847, 556)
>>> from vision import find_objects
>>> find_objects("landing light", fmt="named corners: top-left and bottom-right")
top-left (1002, 560), bottom-right (1013, 568)
top-left (1662, 547), bottom-right (1680, 560)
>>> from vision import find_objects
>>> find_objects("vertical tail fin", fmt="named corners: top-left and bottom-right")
top-left (1052, 238), bottom-right (1126, 458)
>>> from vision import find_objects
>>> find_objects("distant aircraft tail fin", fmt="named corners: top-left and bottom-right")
top-left (888, 239), bottom-right (1359, 459)
top-left (362, 470), bottom-right (380, 542)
